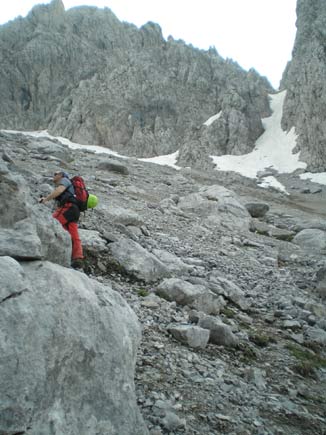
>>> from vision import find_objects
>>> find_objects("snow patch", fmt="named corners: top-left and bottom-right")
top-left (203, 111), bottom-right (222, 126)
top-left (3, 90), bottom-right (326, 194)
top-left (139, 151), bottom-right (180, 169)
top-left (210, 91), bottom-right (306, 179)
top-left (1, 129), bottom-right (127, 159)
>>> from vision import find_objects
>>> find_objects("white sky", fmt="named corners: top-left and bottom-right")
top-left (3, 90), bottom-right (326, 193)
top-left (0, 0), bottom-right (297, 89)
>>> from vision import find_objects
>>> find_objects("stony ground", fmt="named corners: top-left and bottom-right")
top-left (83, 153), bottom-right (326, 435)
top-left (2, 131), bottom-right (326, 435)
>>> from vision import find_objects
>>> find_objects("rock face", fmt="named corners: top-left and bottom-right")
top-left (281, 0), bottom-right (326, 171)
top-left (0, 168), bottom-right (71, 265)
top-left (177, 185), bottom-right (252, 231)
top-left (0, 0), bottom-right (272, 168)
top-left (1, 130), bottom-right (326, 435)
top-left (0, 148), bottom-right (148, 435)
top-left (0, 258), bottom-right (147, 435)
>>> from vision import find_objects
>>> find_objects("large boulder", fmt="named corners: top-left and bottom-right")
top-left (97, 159), bottom-right (129, 175)
top-left (167, 324), bottom-right (210, 349)
top-left (156, 278), bottom-right (223, 315)
top-left (27, 136), bottom-right (73, 163)
top-left (177, 185), bottom-right (252, 231)
top-left (292, 229), bottom-right (326, 253)
top-left (100, 204), bottom-right (144, 227)
top-left (245, 202), bottom-right (269, 218)
top-left (152, 249), bottom-right (191, 275)
top-left (0, 258), bottom-right (148, 435)
top-left (208, 274), bottom-right (250, 311)
top-left (109, 238), bottom-right (170, 282)
top-left (0, 168), bottom-right (71, 266)
top-left (197, 314), bottom-right (238, 347)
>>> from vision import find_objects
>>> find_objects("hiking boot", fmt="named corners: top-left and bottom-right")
top-left (71, 258), bottom-right (84, 270)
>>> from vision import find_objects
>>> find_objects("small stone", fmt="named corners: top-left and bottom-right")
top-left (161, 411), bottom-right (186, 431)
top-left (283, 320), bottom-right (301, 330)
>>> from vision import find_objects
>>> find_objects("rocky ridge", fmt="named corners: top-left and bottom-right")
top-left (281, 0), bottom-right (326, 171)
top-left (0, 0), bottom-right (272, 169)
top-left (0, 130), bottom-right (325, 435)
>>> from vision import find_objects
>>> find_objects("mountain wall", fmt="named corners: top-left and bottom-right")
top-left (0, 0), bottom-right (273, 168)
top-left (281, 0), bottom-right (326, 171)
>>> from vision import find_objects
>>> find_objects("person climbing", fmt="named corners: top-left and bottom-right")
top-left (39, 171), bottom-right (84, 269)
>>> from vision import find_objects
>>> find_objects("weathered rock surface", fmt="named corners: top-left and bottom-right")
top-left (0, 168), bottom-right (71, 265)
top-left (156, 278), bottom-right (222, 314)
top-left (178, 184), bottom-right (252, 231)
top-left (293, 228), bottom-right (326, 253)
top-left (0, 258), bottom-right (148, 435)
top-left (1, 102), bottom-right (326, 434)
top-left (110, 238), bottom-right (170, 282)
top-left (167, 324), bottom-right (210, 349)
top-left (197, 314), bottom-right (238, 347)
top-left (281, 0), bottom-right (326, 171)
top-left (0, 0), bottom-right (272, 169)
top-left (245, 202), bottom-right (269, 218)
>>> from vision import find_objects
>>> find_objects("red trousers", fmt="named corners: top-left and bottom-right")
top-left (52, 203), bottom-right (83, 260)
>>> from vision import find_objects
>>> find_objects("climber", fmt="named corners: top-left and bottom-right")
top-left (39, 171), bottom-right (84, 269)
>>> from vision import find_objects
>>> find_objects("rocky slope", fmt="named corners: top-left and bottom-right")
top-left (281, 0), bottom-right (326, 172)
top-left (0, 130), bottom-right (325, 435)
top-left (0, 0), bottom-right (272, 168)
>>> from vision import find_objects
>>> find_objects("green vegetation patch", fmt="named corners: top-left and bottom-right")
top-left (286, 343), bottom-right (326, 378)
top-left (249, 332), bottom-right (275, 348)
top-left (286, 343), bottom-right (326, 368)
top-left (220, 307), bottom-right (236, 318)
top-left (137, 288), bottom-right (149, 297)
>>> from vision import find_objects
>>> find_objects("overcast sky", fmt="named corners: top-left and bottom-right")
top-left (0, 0), bottom-right (297, 89)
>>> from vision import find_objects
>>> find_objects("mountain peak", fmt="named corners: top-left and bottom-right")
top-left (28, 0), bottom-right (65, 27)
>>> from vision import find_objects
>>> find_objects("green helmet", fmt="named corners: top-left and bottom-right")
top-left (87, 194), bottom-right (98, 209)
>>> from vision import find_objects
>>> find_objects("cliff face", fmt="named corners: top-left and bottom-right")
top-left (0, 0), bottom-right (272, 167)
top-left (281, 0), bottom-right (326, 171)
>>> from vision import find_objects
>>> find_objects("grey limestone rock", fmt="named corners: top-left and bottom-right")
top-left (292, 228), bottom-right (326, 253)
top-left (251, 220), bottom-right (295, 241)
top-left (304, 326), bottom-right (326, 347)
top-left (0, 219), bottom-right (42, 259)
top-left (110, 238), bottom-right (170, 282)
top-left (315, 266), bottom-right (326, 298)
top-left (0, 259), bottom-right (148, 435)
top-left (198, 314), bottom-right (238, 347)
top-left (1, 119), bottom-right (326, 435)
top-left (0, 0), bottom-right (272, 170)
top-left (245, 202), bottom-right (269, 218)
top-left (152, 248), bottom-right (191, 275)
top-left (208, 274), bottom-right (250, 311)
top-left (167, 324), bottom-right (210, 349)
top-left (281, 0), bottom-right (326, 171)
top-left (156, 278), bottom-right (222, 315)
top-left (178, 184), bottom-right (252, 231)
top-left (100, 204), bottom-right (144, 227)
top-left (79, 228), bottom-right (108, 252)
top-left (0, 168), bottom-right (71, 266)
top-left (0, 256), bottom-right (27, 302)
top-left (97, 159), bottom-right (129, 175)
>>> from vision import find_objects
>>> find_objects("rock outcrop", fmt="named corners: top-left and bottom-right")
top-left (0, 147), bottom-right (148, 435)
top-left (1, 130), bottom-right (326, 435)
top-left (281, 0), bottom-right (326, 171)
top-left (0, 167), bottom-right (71, 265)
top-left (0, 259), bottom-right (147, 435)
top-left (0, 0), bottom-right (272, 167)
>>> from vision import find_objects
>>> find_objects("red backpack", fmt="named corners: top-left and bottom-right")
top-left (70, 176), bottom-right (89, 211)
